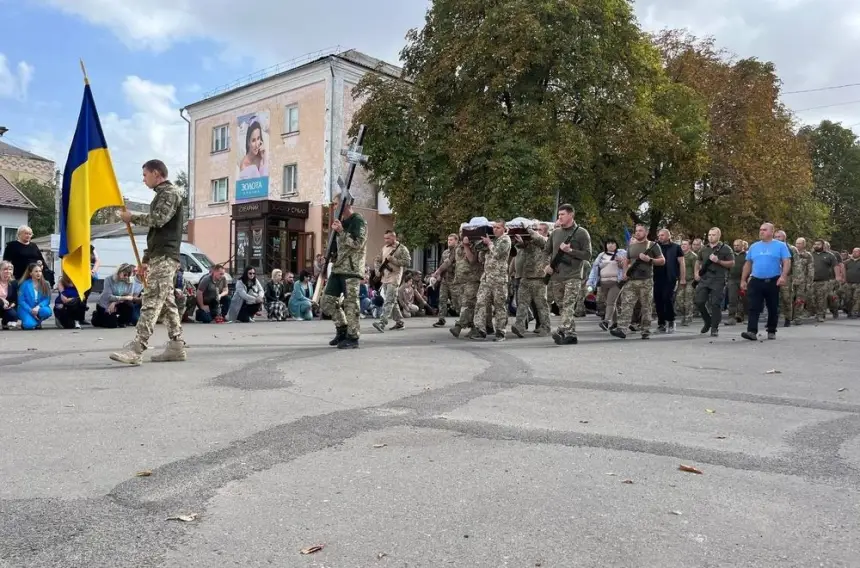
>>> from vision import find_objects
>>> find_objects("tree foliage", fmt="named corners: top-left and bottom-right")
top-left (798, 121), bottom-right (860, 249)
top-left (16, 177), bottom-right (56, 237)
top-left (352, 0), bottom-right (850, 248)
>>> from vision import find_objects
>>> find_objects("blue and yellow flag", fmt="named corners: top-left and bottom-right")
top-left (59, 82), bottom-right (125, 293)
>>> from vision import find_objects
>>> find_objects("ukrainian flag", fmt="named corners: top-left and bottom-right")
top-left (59, 82), bottom-right (125, 293)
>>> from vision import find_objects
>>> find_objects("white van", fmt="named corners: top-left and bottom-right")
top-left (93, 236), bottom-right (232, 287)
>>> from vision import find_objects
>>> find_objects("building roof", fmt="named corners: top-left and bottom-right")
top-left (184, 48), bottom-right (403, 110)
top-left (0, 140), bottom-right (53, 163)
top-left (0, 173), bottom-right (37, 210)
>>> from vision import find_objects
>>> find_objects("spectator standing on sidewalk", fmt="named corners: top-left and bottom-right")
top-left (740, 222), bottom-right (791, 341)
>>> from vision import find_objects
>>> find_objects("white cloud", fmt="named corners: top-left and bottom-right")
top-left (25, 76), bottom-right (186, 203)
top-left (36, 0), bottom-right (428, 66)
top-left (0, 53), bottom-right (34, 100)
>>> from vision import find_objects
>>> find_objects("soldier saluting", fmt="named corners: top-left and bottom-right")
top-left (321, 193), bottom-right (367, 349)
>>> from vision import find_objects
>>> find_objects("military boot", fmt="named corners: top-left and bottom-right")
top-left (450, 324), bottom-right (463, 338)
top-left (510, 325), bottom-right (524, 338)
top-left (432, 318), bottom-right (446, 328)
top-left (109, 340), bottom-right (145, 366)
top-left (329, 326), bottom-right (348, 346)
top-left (150, 340), bottom-right (187, 362)
top-left (337, 336), bottom-right (360, 349)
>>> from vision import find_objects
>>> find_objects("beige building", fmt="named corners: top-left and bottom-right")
top-left (182, 49), bottom-right (399, 278)
top-left (0, 140), bottom-right (55, 185)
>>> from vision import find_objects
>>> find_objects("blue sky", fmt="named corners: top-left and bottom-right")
top-left (1, 0), bottom-right (859, 202)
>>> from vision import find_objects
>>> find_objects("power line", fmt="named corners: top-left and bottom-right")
top-left (793, 99), bottom-right (860, 112)
top-left (783, 82), bottom-right (860, 95)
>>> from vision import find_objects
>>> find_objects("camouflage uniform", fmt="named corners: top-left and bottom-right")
top-left (437, 246), bottom-right (459, 318)
top-left (844, 257), bottom-right (860, 316)
top-left (512, 229), bottom-right (550, 337)
top-left (726, 250), bottom-right (747, 325)
top-left (675, 250), bottom-right (697, 324)
top-left (110, 181), bottom-right (185, 365)
top-left (374, 242), bottom-right (412, 330)
top-left (779, 245), bottom-right (799, 322)
top-left (321, 212), bottom-right (367, 346)
top-left (451, 242), bottom-right (483, 337)
top-left (792, 249), bottom-right (814, 321)
top-left (810, 250), bottom-right (836, 321)
top-left (574, 260), bottom-right (592, 317)
top-left (474, 235), bottom-right (511, 339)
top-left (615, 240), bottom-right (663, 337)
top-left (546, 224), bottom-right (592, 343)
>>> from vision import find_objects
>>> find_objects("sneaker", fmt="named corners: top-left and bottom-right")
top-left (432, 318), bottom-right (446, 328)
top-left (710, 329), bottom-right (719, 337)
top-left (469, 329), bottom-right (487, 341)
top-left (599, 320), bottom-right (609, 331)
top-left (74, 322), bottom-right (81, 330)
top-left (666, 322), bottom-right (675, 334)
top-left (450, 325), bottom-right (462, 338)
top-left (767, 332), bottom-right (776, 340)
top-left (248, 317), bottom-right (256, 323)
top-left (657, 324), bottom-right (666, 333)
top-left (741, 331), bottom-right (757, 341)
top-left (610, 328), bottom-right (626, 339)
top-left (783, 319), bottom-right (791, 328)
top-left (391, 321), bottom-right (405, 331)
top-left (641, 333), bottom-right (651, 340)
top-left (701, 324), bottom-right (711, 334)
top-left (372, 321), bottom-right (385, 333)
top-left (551, 329), bottom-right (565, 345)
top-left (724, 319), bottom-right (736, 326)
top-left (493, 332), bottom-right (506, 342)
top-left (510, 325), bottom-right (524, 338)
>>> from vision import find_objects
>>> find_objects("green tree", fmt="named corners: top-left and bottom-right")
top-left (16, 176), bottom-right (56, 237)
top-left (798, 120), bottom-right (860, 248)
top-left (352, 0), bottom-right (663, 247)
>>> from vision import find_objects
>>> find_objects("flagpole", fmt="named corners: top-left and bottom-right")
top-left (79, 59), bottom-right (145, 285)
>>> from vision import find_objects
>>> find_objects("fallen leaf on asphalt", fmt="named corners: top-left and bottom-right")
top-left (621, 479), bottom-right (634, 484)
top-left (166, 513), bottom-right (198, 522)
top-left (670, 510), bottom-right (683, 516)
top-left (377, 552), bottom-right (388, 560)
top-left (765, 369), bottom-right (781, 374)
top-left (135, 470), bottom-right (152, 477)
top-left (705, 409), bottom-right (716, 414)
top-left (300, 544), bottom-right (325, 555)
top-left (715, 436), bottom-right (727, 439)
top-left (838, 387), bottom-right (847, 392)
top-left (579, 420), bottom-right (589, 424)
top-left (678, 465), bottom-right (704, 474)
top-left (372, 444), bottom-right (387, 448)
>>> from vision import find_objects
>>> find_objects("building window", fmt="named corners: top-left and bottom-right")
top-left (211, 125), bottom-right (229, 153)
top-left (282, 164), bottom-right (297, 196)
top-left (1, 226), bottom-right (17, 257)
top-left (284, 105), bottom-right (299, 134)
top-left (211, 177), bottom-right (228, 203)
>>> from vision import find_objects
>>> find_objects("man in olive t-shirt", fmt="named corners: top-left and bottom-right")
top-left (611, 224), bottom-right (665, 340)
top-left (693, 227), bottom-right (735, 336)
top-left (844, 248), bottom-right (860, 317)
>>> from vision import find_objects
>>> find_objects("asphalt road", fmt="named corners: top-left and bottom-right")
top-left (1, 315), bottom-right (859, 567)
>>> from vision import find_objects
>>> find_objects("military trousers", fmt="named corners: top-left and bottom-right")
top-left (378, 282), bottom-right (403, 326)
top-left (321, 274), bottom-right (361, 338)
top-left (727, 278), bottom-right (747, 322)
top-left (810, 280), bottom-right (831, 320)
top-left (695, 279), bottom-right (726, 329)
top-left (134, 256), bottom-right (183, 350)
top-left (845, 282), bottom-right (860, 315)
top-left (617, 279), bottom-right (653, 333)
top-left (515, 278), bottom-right (550, 333)
top-left (779, 276), bottom-right (795, 321)
top-left (554, 278), bottom-right (583, 334)
top-left (438, 280), bottom-right (459, 317)
top-left (455, 281), bottom-right (480, 328)
top-left (475, 279), bottom-right (508, 335)
top-left (675, 281), bottom-right (696, 320)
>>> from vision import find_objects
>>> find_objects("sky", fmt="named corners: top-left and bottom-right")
top-left (1, 0), bottom-right (859, 202)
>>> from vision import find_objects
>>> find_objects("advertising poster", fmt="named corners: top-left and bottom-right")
top-left (235, 110), bottom-right (270, 200)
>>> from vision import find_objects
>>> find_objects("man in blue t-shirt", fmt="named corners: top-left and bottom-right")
top-left (739, 222), bottom-right (791, 340)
